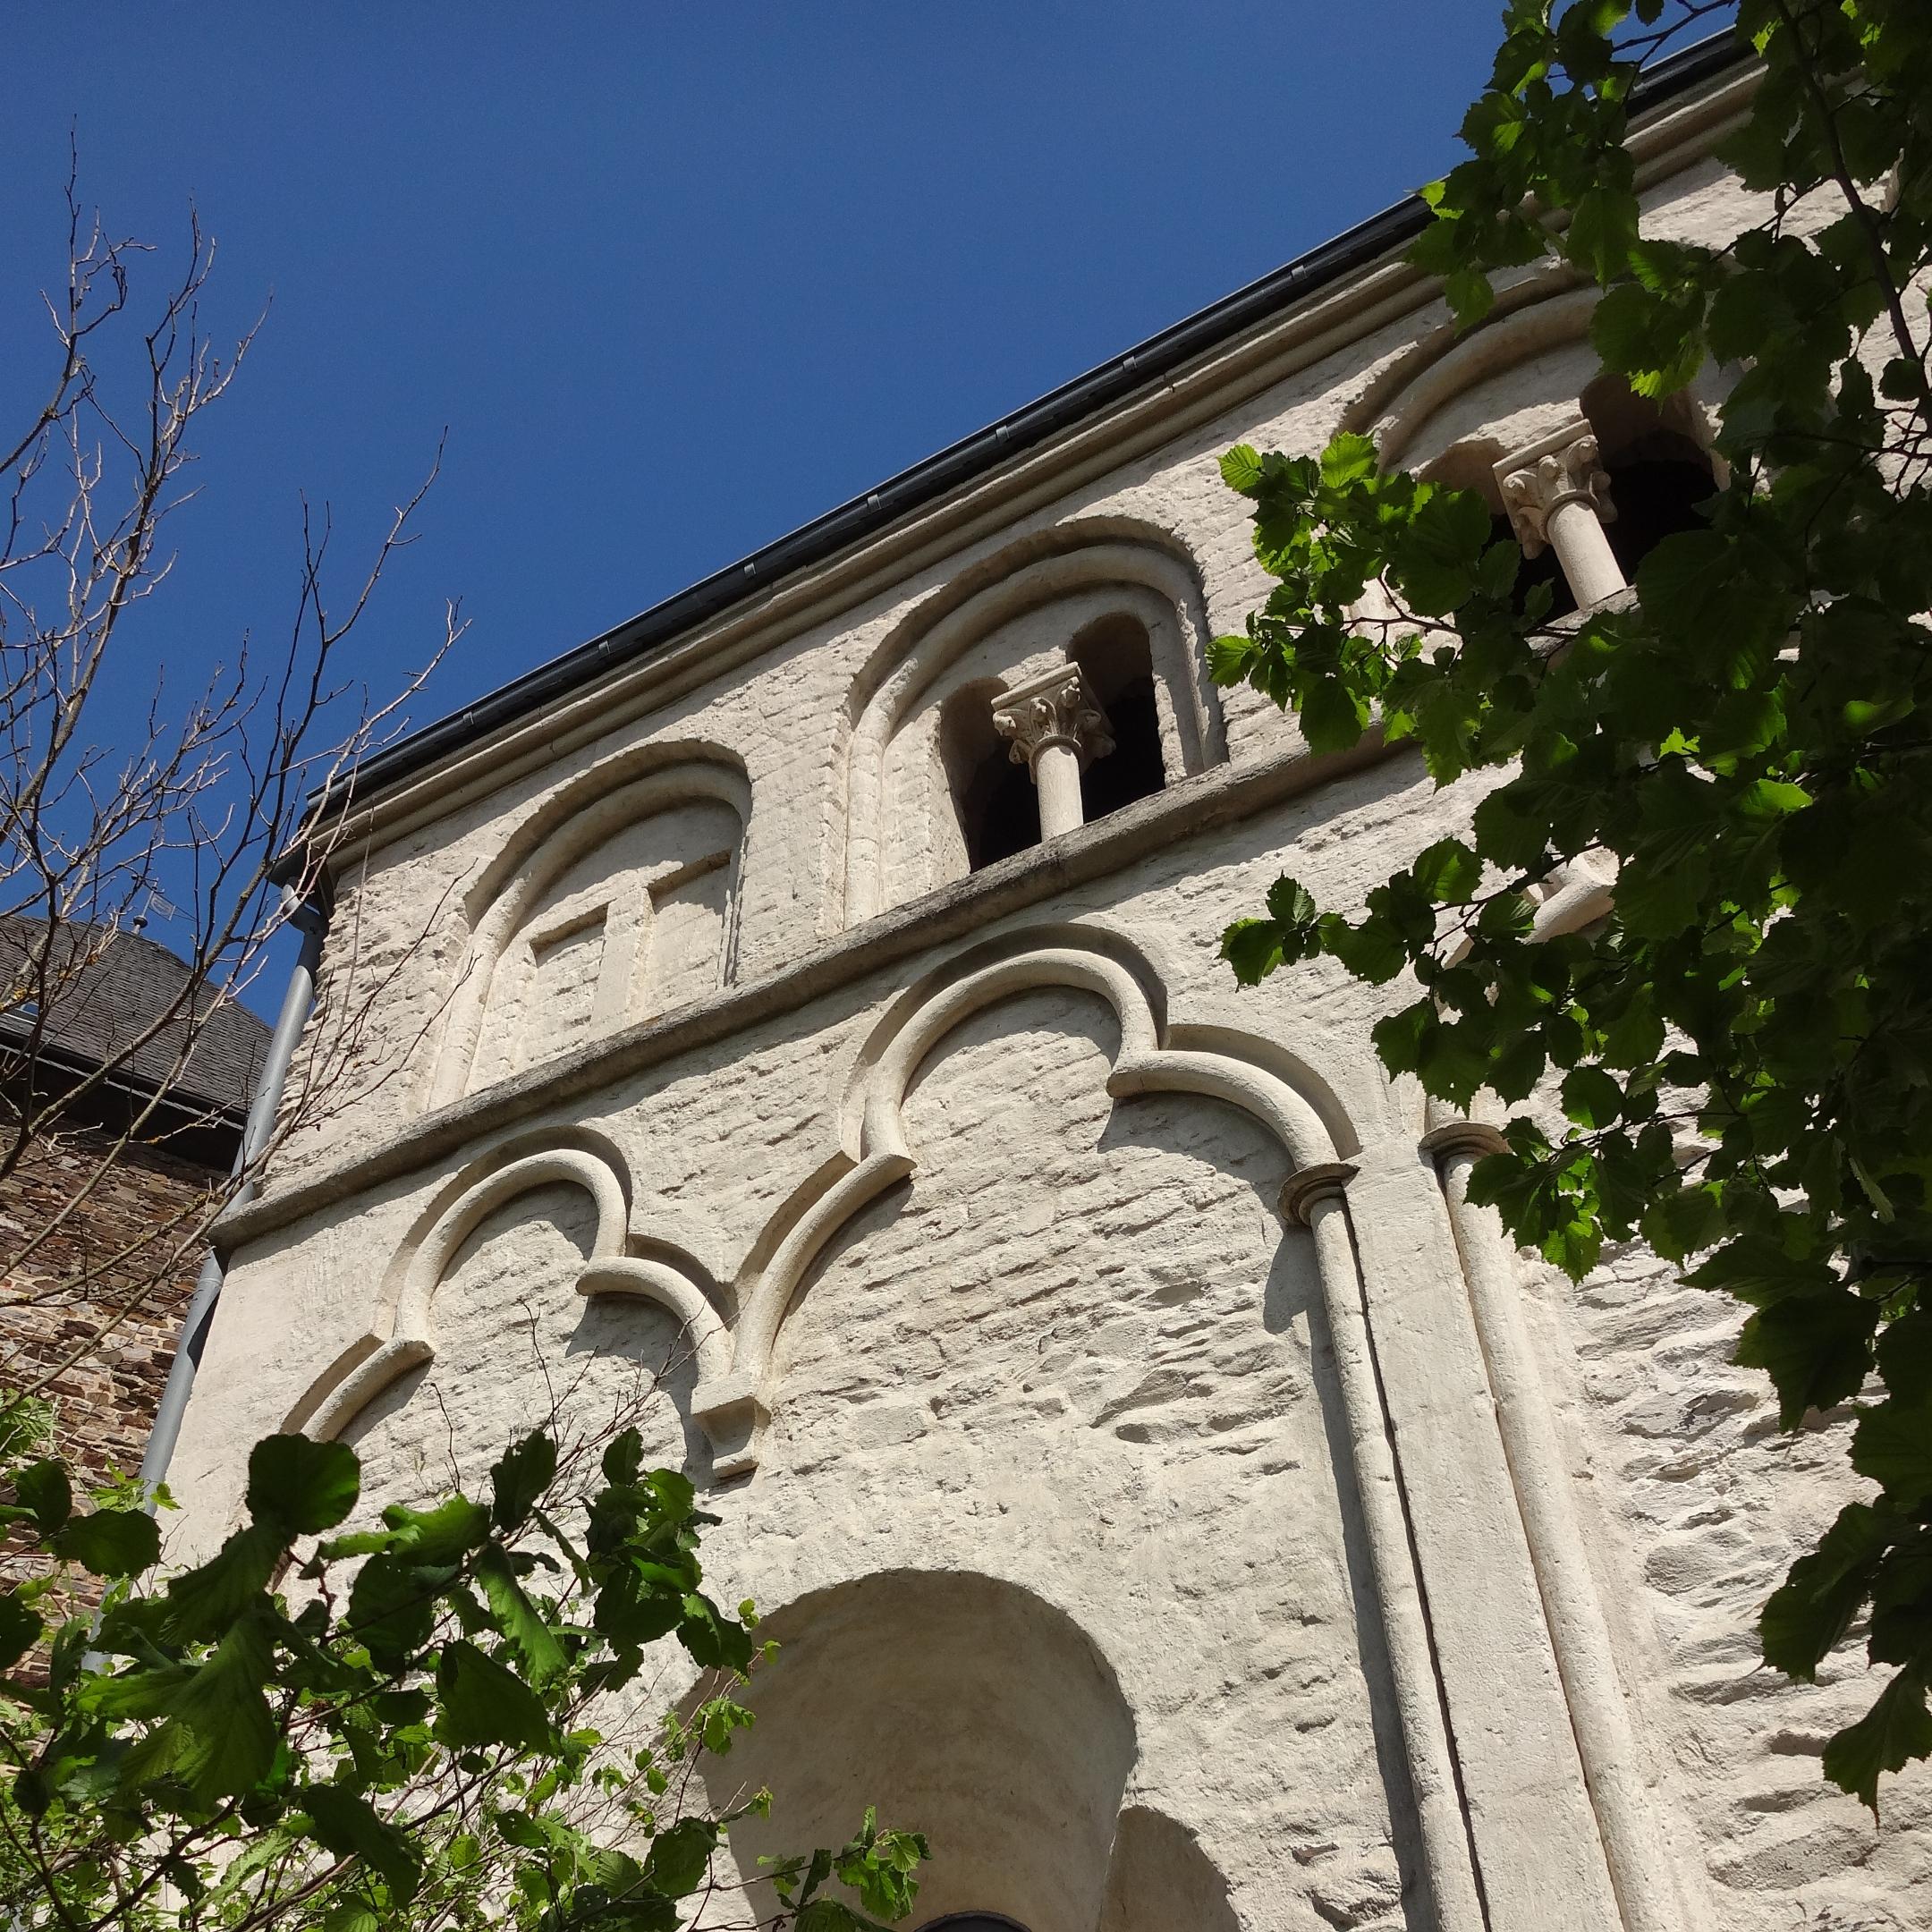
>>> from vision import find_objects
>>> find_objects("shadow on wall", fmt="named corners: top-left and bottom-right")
top-left (699, 1570), bottom-right (1235, 1932)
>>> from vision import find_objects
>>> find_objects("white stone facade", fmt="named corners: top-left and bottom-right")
top-left (172, 58), bottom-right (1929, 1932)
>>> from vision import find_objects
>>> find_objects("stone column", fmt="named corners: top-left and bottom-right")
top-left (1282, 1161), bottom-right (1489, 1932)
top-left (992, 665), bottom-right (1114, 838)
top-left (1425, 1118), bottom-right (1688, 1932)
top-left (1496, 419), bottom-right (1626, 609)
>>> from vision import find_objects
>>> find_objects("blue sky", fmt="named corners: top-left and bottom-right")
top-left (1, 3), bottom-right (1505, 993)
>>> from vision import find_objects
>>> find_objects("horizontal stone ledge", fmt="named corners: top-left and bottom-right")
top-left (215, 730), bottom-right (1397, 1255)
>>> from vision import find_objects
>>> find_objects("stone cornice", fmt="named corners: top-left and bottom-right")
top-left (216, 729), bottom-right (1396, 1254)
top-left (303, 63), bottom-right (1759, 872)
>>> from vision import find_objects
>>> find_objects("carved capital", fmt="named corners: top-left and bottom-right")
top-left (1419, 1119), bottom-right (1509, 1162)
top-left (1280, 1160), bottom-right (1359, 1227)
top-left (992, 665), bottom-right (1114, 775)
top-left (1496, 419), bottom-right (1617, 556)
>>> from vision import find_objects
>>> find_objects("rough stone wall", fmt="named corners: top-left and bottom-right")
top-left (1532, 1243), bottom-right (1932, 1929)
top-left (756, 987), bottom-right (1407, 1926)
top-left (0, 1119), bottom-right (211, 1487)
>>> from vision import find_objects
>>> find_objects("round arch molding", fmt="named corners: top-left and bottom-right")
top-left (690, 921), bottom-right (1355, 1479)
top-left (424, 742), bottom-right (753, 1110)
top-left (1344, 270), bottom-right (1730, 481)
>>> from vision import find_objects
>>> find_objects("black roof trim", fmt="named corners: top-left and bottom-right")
top-left (332, 31), bottom-right (1748, 817)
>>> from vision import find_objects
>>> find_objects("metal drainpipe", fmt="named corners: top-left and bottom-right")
top-left (138, 888), bottom-right (330, 1500)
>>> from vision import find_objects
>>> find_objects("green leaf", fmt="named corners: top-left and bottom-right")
top-left (1444, 265), bottom-right (1496, 327)
top-left (603, 1428), bottom-right (646, 1487)
top-left (51, 1508), bottom-right (160, 1579)
top-left (474, 1544), bottom-right (567, 1686)
top-left (1735, 1292), bottom-right (1879, 1428)
top-left (489, 1430), bottom-right (557, 1533)
top-left (1733, 778), bottom-right (1811, 824)
top-left (1412, 837), bottom-right (1483, 903)
top-left (1877, 1310), bottom-right (1932, 1407)
top-left (1218, 443), bottom-right (1265, 493)
top-left (1640, 1184), bottom-right (1724, 1262)
top-left (1221, 918), bottom-right (1284, 986)
top-left (247, 1434), bottom-right (360, 1537)
top-left (1321, 912), bottom-right (1408, 986)
top-left (434, 1639), bottom-right (557, 1751)
top-left (344, 1554), bottom-right (441, 1667)
top-left (1852, 1401), bottom-right (1932, 1510)
top-left (1590, 280), bottom-right (1705, 396)
top-left (1690, 1238), bottom-right (1835, 1307)
top-left (0, 1590), bottom-right (43, 1671)
top-left (1301, 678), bottom-right (1368, 752)
top-left (1319, 432), bottom-right (1378, 488)
top-left (1823, 1668), bottom-right (1932, 1815)
top-left (1560, 1067), bottom-right (1623, 1131)
top-left (1265, 875), bottom-right (1318, 931)
top-left (1566, 185), bottom-right (1640, 281)
top-left (1762, 1503), bottom-right (1891, 1680)
top-left (380, 1494), bottom-right (490, 1563)
top-left (794, 1903), bottom-right (875, 1932)
top-left (302, 1783), bottom-right (423, 1903)
top-left (162, 1523), bottom-right (284, 1643)
top-left (14, 1459), bottom-right (71, 1537)
top-left (120, 1612), bottom-right (279, 1802)
top-left (643, 1817), bottom-right (720, 1898)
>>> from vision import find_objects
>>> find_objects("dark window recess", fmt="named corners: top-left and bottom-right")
top-left (1604, 455), bottom-right (1714, 580)
top-left (1490, 514), bottom-right (1575, 623)
top-left (960, 746), bottom-right (1041, 870)
top-left (1079, 676), bottom-right (1165, 825)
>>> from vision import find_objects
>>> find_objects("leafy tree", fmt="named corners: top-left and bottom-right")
top-left (0, 1415), bottom-right (925, 1931)
top-left (1215, 1), bottom-right (1932, 1807)
top-left (0, 167), bottom-right (922, 1931)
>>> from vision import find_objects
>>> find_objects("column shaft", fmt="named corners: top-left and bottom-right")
top-left (1546, 498), bottom-right (1627, 609)
top-left (1439, 1148), bottom-right (1689, 1932)
top-left (1298, 1183), bottom-right (1488, 1932)
top-left (1496, 419), bottom-right (1629, 612)
top-left (1031, 738), bottom-right (1085, 837)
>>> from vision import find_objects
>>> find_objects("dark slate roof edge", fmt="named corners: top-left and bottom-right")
top-left (0, 916), bottom-right (272, 1117)
top-left (0, 1019), bottom-right (253, 1128)
top-left (322, 31), bottom-right (1748, 820)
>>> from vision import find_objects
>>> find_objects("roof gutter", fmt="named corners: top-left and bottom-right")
top-left (302, 30), bottom-right (1748, 834)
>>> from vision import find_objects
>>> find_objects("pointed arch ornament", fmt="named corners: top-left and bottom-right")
top-left (282, 1130), bottom-right (729, 1445)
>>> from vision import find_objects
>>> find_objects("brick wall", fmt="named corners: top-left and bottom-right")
top-left (1, 1120), bottom-right (218, 1489)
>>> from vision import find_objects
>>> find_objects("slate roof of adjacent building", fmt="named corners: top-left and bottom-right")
top-left (319, 33), bottom-right (1748, 826)
top-left (0, 916), bottom-right (271, 1122)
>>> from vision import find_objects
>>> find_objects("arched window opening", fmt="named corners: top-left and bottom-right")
top-left (1601, 447), bottom-right (1715, 580)
top-left (1582, 375), bottom-right (1717, 581)
top-left (919, 1918), bottom-right (1032, 1932)
top-left (1069, 614), bottom-right (1165, 825)
top-left (942, 681), bottom-right (1040, 872)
